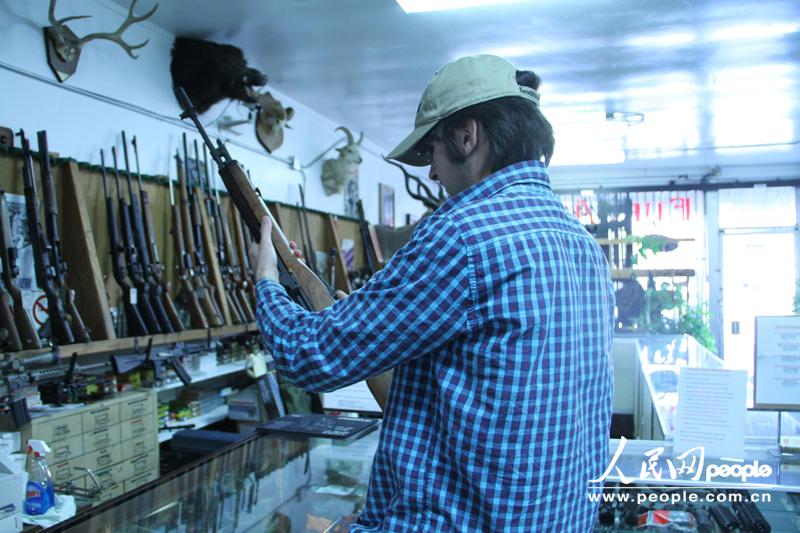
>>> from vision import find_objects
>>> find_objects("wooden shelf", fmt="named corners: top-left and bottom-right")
top-left (611, 269), bottom-right (695, 280)
top-left (12, 323), bottom-right (259, 362)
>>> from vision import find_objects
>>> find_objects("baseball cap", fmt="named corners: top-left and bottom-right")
top-left (386, 54), bottom-right (540, 166)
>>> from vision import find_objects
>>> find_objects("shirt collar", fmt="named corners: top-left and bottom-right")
top-left (435, 160), bottom-right (552, 216)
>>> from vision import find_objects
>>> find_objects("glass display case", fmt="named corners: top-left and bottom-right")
top-left (50, 428), bottom-right (380, 533)
top-left (635, 334), bottom-right (800, 443)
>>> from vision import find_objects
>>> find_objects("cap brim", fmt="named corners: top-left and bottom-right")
top-left (385, 122), bottom-right (437, 166)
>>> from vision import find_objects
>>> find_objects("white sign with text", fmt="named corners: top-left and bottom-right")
top-left (674, 367), bottom-right (747, 460)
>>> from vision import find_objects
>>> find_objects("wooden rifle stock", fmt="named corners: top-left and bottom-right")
top-left (0, 287), bottom-right (21, 352)
top-left (38, 131), bottom-right (91, 343)
top-left (179, 88), bottom-right (392, 409)
top-left (171, 155), bottom-right (209, 330)
top-left (177, 140), bottom-right (224, 327)
top-left (0, 190), bottom-right (41, 349)
top-left (18, 130), bottom-right (74, 345)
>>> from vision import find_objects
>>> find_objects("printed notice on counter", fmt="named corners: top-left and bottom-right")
top-left (674, 368), bottom-right (747, 460)
top-left (323, 381), bottom-right (382, 414)
top-left (754, 316), bottom-right (800, 409)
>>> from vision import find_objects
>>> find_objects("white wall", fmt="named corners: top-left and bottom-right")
top-left (0, 0), bottom-right (428, 225)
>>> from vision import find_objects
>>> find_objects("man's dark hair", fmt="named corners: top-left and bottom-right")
top-left (430, 70), bottom-right (554, 170)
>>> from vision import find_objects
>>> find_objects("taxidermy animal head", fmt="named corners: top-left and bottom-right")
top-left (255, 92), bottom-right (294, 153)
top-left (171, 37), bottom-right (267, 114)
top-left (321, 127), bottom-right (363, 196)
top-left (44, 0), bottom-right (157, 82)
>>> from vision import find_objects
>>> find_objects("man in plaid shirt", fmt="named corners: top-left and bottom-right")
top-left (254, 55), bottom-right (614, 532)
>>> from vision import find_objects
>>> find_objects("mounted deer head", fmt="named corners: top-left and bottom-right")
top-left (44, 0), bottom-right (158, 82)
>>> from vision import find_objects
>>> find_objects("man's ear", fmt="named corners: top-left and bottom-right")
top-left (455, 118), bottom-right (480, 158)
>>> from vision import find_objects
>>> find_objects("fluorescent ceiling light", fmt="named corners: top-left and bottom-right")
top-left (711, 22), bottom-right (800, 41)
top-left (627, 32), bottom-right (696, 48)
top-left (396, 0), bottom-right (521, 14)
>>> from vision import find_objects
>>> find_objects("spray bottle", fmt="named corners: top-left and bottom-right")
top-left (24, 439), bottom-right (55, 515)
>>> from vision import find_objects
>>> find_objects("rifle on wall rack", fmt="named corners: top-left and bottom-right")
top-left (132, 136), bottom-right (184, 332)
top-left (170, 154), bottom-right (208, 330)
top-left (177, 87), bottom-right (393, 410)
top-left (213, 177), bottom-right (255, 322)
top-left (18, 129), bottom-right (75, 345)
top-left (230, 205), bottom-right (257, 309)
top-left (100, 149), bottom-right (149, 337)
top-left (0, 190), bottom-right (41, 349)
top-left (200, 144), bottom-right (246, 324)
top-left (121, 131), bottom-right (173, 334)
top-left (178, 136), bottom-right (224, 327)
top-left (111, 145), bottom-right (162, 334)
top-left (37, 131), bottom-right (91, 343)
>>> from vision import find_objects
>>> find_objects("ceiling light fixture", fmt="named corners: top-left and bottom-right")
top-left (711, 22), bottom-right (800, 41)
top-left (606, 111), bottom-right (645, 126)
top-left (626, 32), bottom-right (696, 48)
top-left (396, 0), bottom-right (521, 14)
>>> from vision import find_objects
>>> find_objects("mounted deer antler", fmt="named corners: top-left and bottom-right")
top-left (45, 0), bottom-right (158, 82)
top-left (383, 156), bottom-right (447, 211)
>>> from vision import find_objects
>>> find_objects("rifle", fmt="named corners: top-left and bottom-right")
top-left (171, 154), bottom-right (209, 329)
top-left (111, 146), bottom-right (162, 334)
top-left (18, 130), bottom-right (74, 345)
top-left (132, 136), bottom-right (184, 332)
top-left (0, 284), bottom-right (20, 352)
top-left (177, 88), bottom-right (392, 410)
top-left (0, 189), bottom-right (41, 349)
top-left (100, 149), bottom-right (149, 337)
top-left (37, 131), bottom-right (91, 343)
top-left (110, 338), bottom-right (191, 386)
top-left (230, 205), bottom-right (257, 310)
top-left (215, 183), bottom-right (255, 322)
top-left (0, 351), bottom-right (59, 428)
top-left (297, 185), bottom-right (319, 277)
top-left (356, 199), bottom-right (381, 276)
top-left (179, 135), bottom-right (224, 327)
top-left (121, 131), bottom-right (173, 334)
top-left (201, 143), bottom-right (246, 325)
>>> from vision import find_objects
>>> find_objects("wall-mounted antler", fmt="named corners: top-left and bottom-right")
top-left (45, 0), bottom-right (158, 82)
top-left (382, 156), bottom-right (447, 211)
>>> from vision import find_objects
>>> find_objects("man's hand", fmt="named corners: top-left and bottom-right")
top-left (253, 215), bottom-right (304, 283)
top-left (254, 216), bottom-right (279, 282)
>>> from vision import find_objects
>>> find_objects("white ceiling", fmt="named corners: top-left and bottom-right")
top-left (110, 0), bottom-right (799, 167)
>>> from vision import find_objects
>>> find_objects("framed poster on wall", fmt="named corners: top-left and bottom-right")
top-left (753, 315), bottom-right (800, 410)
top-left (379, 183), bottom-right (395, 227)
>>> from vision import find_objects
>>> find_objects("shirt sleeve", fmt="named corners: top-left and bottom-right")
top-left (255, 213), bottom-right (473, 392)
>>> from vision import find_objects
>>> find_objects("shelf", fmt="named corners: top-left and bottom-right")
top-left (12, 323), bottom-right (259, 362)
top-left (158, 404), bottom-right (229, 443)
top-left (611, 268), bottom-right (696, 280)
top-left (154, 361), bottom-right (247, 393)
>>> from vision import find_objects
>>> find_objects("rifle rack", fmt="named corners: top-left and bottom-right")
top-left (0, 146), bottom-right (380, 358)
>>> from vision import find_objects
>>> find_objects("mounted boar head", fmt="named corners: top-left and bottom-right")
top-left (171, 37), bottom-right (267, 114)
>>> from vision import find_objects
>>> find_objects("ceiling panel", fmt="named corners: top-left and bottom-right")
top-left (109, 0), bottom-right (800, 166)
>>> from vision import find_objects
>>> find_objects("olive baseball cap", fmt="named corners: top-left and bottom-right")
top-left (386, 54), bottom-right (540, 166)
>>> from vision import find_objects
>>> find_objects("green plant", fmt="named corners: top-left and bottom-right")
top-left (637, 282), bottom-right (716, 352)
top-left (794, 280), bottom-right (800, 314)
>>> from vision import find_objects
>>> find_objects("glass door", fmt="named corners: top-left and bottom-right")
top-left (720, 230), bottom-right (796, 375)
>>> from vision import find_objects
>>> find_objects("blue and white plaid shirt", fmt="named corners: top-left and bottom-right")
top-left (256, 160), bottom-right (614, 532)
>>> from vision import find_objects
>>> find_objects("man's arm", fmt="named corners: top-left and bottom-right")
top-left (255, 213), bottom-right (473, 393)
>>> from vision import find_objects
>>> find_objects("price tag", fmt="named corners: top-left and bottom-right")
top-left (129, 288), bottom-right (138, 305)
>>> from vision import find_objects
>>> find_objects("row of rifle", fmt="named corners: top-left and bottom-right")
top-left (0, 127), bottom-right (377, 352)
top-left (101, 131), bottom-right (258, 338)
top-left (0, 130), bottom-right (90, 352)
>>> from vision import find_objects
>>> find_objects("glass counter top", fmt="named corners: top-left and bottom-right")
top-left (51, 427), bottom-right (381, 533)
top-left (635, 334), bottom-right (800, 443)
